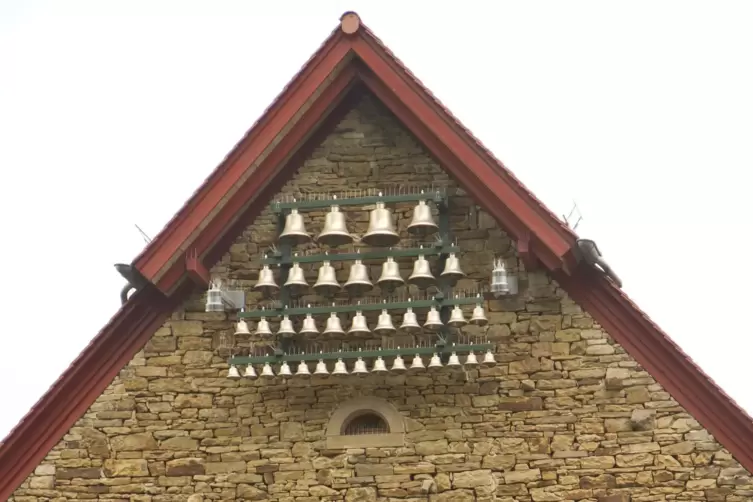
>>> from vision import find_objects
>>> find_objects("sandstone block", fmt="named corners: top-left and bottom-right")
top-left (430, 489), bottom-right (475, 502)
top-left (103, 459), bottom-right (149, 477)
top-left (160, 436), bottom-right (199, 450)
top-left (111, 432), bottom-right (157, 451)
top-left (453, 469), bottom-right (493, 488)
top-left (237, 484), bottom-right (268, 500)
top-left (166, 458), bottom-right (205, 476)
top-left (280, 421), bottom-right (304, 441)
top-left (504, 468), bottom-right (541, 484)
top-left (345, 486), bottom-right (376, 501)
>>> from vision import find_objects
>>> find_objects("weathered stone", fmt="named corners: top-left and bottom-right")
top-left (111, 432), bottom-right (157, 451)
top-left (345, 486), bottom-right (376, 501)
top-left (280, 421), bottom-right (304, 441)
top-left (103, 459), bottom-right (149, 477)
top-left (166, 458), bottom-right (205, 476)
top-left (504, 468), bottom-right (542, 484)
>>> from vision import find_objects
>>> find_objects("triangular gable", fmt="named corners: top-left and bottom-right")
top-left (1, 11), bottom-right (752, 499)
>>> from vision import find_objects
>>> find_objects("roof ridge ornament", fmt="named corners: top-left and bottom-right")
top-left (340, 11), bottom-right (361, 35)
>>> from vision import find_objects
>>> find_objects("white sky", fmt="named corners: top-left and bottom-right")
top-left (1, 1), bottom-right (751, 439)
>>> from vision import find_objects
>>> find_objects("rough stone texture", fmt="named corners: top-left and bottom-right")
top-left (11, 95), bottom-right (753, 501)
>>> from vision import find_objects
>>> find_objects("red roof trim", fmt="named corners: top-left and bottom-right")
top-left (2, 13), bottom-right (752, 499)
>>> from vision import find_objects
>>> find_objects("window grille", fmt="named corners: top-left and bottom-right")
top-left (343, 413), bottom-right (390, 435)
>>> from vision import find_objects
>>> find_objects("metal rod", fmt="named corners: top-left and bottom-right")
top-left (264, 245), bottom-right (459, 265)
top-left (271, 192), bottom-right (446, 213)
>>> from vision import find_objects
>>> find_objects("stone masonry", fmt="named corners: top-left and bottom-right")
top-left (11, 95), bottom-right (753, 501)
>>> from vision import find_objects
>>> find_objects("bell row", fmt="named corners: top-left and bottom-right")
top-left (255, 252), bottom-right (464, 295)
top-left (235, 303), bottom-right (488, 337)
top-left (279, 198), bottom-right (442, 248)
top-left (228, 349), bottom-right (497, 379)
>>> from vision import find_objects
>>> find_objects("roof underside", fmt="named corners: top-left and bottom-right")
top-left (1, 12), bottom-right (752, 499)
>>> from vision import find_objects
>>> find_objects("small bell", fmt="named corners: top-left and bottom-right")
top-left (332, 358), bottom-right (348, 376)
top-left (374, 309), bottom-right (396, 335)
top-left (243, 365), bottom-right (257, 378)
top-left (408, 251), bottom-right (436, 289)
top-left (313, 359), bottom-right (329, 377)
top-left (440, 253), bottom-right (465, 284)
top-left (407, 198), bottom-right (438, 236)
top-left (284, 261), bottom-right (308, 295)
top-left (372, 356), bottom-right (388, 373)
top-left (300, 311), bottom-right (319, 335)
top-left (348, 310), bottom-right (371, 335)
top-left (234, 319), bottom-right (251, 335)
top-left (255, 317), bottom-right (273, 337)
top-left (277, 315), bottom-right (296, 336)
top-left (260, 362), bottom-right (275, 378)
top-left (352, 357), bottom-right (368, 376)
top-left (377, 256), bottom-right (404, 291)
top-left (324, 312), bottom-right (345, 335)
top-left (423, 306), bottom-right (443, 331)
top-left (409, 354), bottom-right (425, 372)
top-left (254, 264), bottom-right (279, 295)
top-left (278, 208), bottom-right (310, 246)
top-left (482, 349), bottom-right (496, 367)
top-left (344, 259), bottom-right (373, 296)
top-left (295, 361), bottom-right (311, 378)
top-left (491, 258), bottom-right (510, 296)
top-left (470, 303), bottom-right (488, 326)
top-left (313, 260), bottom-right (340, 297)
top-left (227, 365), bottom-right (241, 379)
top-left (448, 305), bottom-right (467, 327)
top-left (446, 352), bottom-right (462, 367)
top-left (391, 353), bottom-right (407, 373)
top-left (278, 361), bottom-right (293, 377)
top-left (465, 352), bottom-right (479, 366)
top-left (317, 202), bottom-right (353, 247)
top-left (362, 197), bottom-right (400, 247)
top-left (400, 307), bottom-right (421, 333)
top-left (428, 353), bottom-right (443, 371)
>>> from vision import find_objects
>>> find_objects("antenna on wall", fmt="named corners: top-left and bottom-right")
top-left (563, 201), bottom-right (583, 232)
top-left (135, 224), bottom-right (152, 244)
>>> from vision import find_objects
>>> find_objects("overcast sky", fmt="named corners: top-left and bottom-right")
top-left (1, 1), bottom-right (751, 439)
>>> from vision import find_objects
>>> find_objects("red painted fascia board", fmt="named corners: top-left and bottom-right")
top-left (0, 285), bottom-right (182, 500)
top-left (133, 31), bottom-right (351, 287)
top-left (152, 66), bottom-right (360, 294)
top-left (556, 268), bottom-right (753, 471)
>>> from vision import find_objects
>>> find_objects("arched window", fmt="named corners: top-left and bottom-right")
top-left (342, 412), bottom-right (390, 435)
top-left (326, 397), bottom-right (405, 448)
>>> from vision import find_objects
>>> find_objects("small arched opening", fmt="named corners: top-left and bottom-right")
top-left (326, 397), bottom-right (405, 448)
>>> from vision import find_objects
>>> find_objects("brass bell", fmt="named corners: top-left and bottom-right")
top-left (377, 256), bottom-right (404, 290)
top-left (391, 353), bottom-right (407, 372)
top-left (235, 319), bottom-right (251, 336)
top-left (313, 260), bottom-right (340, 297)
top-left (278, 208), bottom-right (311, 246)
top-left (362, 198), bottom-right (400, 247)
top-left (448, 305), bottom-right (467, 327)
top-left (227, 365), bottom-right (241, 379)
top-left (409, 354), bottom-right (425, 372)
top-left (407, 198), bottom-right (438, 236)
top-left (332, 358), bottom-right (348, 376)
top-left (348, 310), bottom-right (371, 335)
top-left (260, 362), bottom-right (275, 378)
top-left (408, 250), bottom-right (436, 289)
top-left (465, 352), bottom-right (479, 366)
top-left (317, 201), bottom-right (353, 247)
top-left (323, 312), bottom-right (345, 335)
top-left (284, 261), bottom-right (308, 295)
top-left (374, 309), bottom-right (396, 335)
top-left (344, 259), bottom-right (373, 296)
top-left (400, 307), bottom-right (421, 333)
top-left (470, 303), bottom-right (488, 326)
top-left (255, 317), bottom-right (273, 336)
top-left (243, 365), bottom-right (257, 378)
top-left (277, 315), bottom-right (296, 336)
top-left (300, 311), bottom-right (319, 335)
top-left (424, 306), bottom-right (443, 331)
top-left (446, 352), bottom-right (462, 367)
top-left (352, 357), bottom-right (369, 376)
top-left (482, 349), bottom-right (496, 367)
top-left (295, 361), bottom-right (311, 378)
top-left (372, 356), bottom-right (388, 373)
top-left (313, 358), bottom-right (329, 377)
top-left (254, 264), bottom-right (279, 295)
top-left (428, 353), bottom-right (443, 370)
top-left (278, 361), bottom-right (293, 377)
top-left (440, 253), bottom-right (465, 283)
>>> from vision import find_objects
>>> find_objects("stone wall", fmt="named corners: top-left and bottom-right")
top-left (11, 95), bottom-right (753, 502)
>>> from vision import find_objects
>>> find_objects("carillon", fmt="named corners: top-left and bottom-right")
top-left (362, 196), bottom-right (400, 247)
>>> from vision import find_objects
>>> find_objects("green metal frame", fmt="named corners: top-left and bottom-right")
top-left (229, 342), bottom-right (493, 365)
top-left (271, 191), bottom-right (446, 213)
top-left (263, 244), bottom-right (459, 265)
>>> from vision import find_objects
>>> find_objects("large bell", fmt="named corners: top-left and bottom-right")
top-left (313, 359), bottom-right (329, 377)
top-left (374, 309), bottom-right (396, 335)
top-left (332, 358), bottom-right (348, 376)
top-left (313, 261), bottom-right (340, 297)
top-left (362, 199), bottom-right (400, 247)
top-left (470, 303), bottom-right (488, 326)
top-left (300, 311), bottom-right (319, 335)
top-left (377, 256), bottom-right (404, 291)
top-left (278, 208), bottom-right (310, 246)
top-left (448, 305), bottom-right (467, 327)
top-left (277, 315), bottom-right (296, 336)
top-left (254, 264), bottom-right (279, 295)
top-left (235, 319), bottom-right (251, 336)
top-left (348, 311), bottom-right (371, 335)
top-left (440, 253), bottom-right (465, 284)
top-left (323, 312), bottom-right (345, 335)
top-left (284, 261), bottom-right (308, 295)
top-left (344, 259), bottom-right (373, 296)
top-left (400, 307), bottom-right (421, 333)
top-left (409, 354), bottom-right (425, 372)
top-left (295, 361), bottom-right (311, 378)
top-left (372, 356), bottom-right (388, 373)
top-left (352, 357), bottom-right (369, 376)
top-left (317, 203), bottom-right (354, 247)
top-left (423, 306), bottom-right (443, 331)
top-left (407, 199), bottom-right (438, 236)
top-left (408, 252), bottom-right (436, 289)
top-left (255, 317), bottom-right (273, 337)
